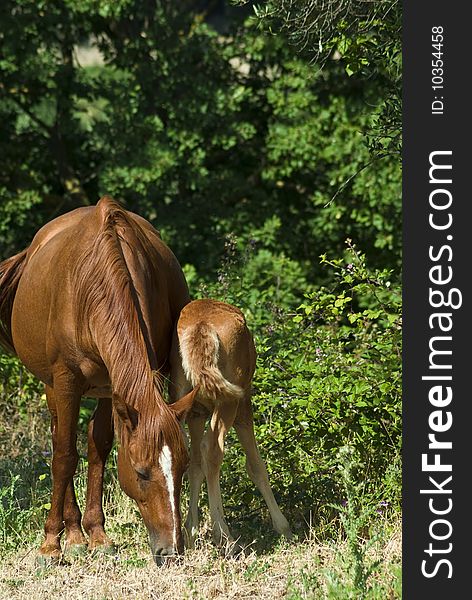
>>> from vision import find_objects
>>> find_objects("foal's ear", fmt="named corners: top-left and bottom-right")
top-left (170, 387), bottom-right (199, 422)
top-left (113, 394), bottom-right (139, 433)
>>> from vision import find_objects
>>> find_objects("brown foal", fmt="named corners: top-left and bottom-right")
top-left (0, 196), bottom-right (195, 565)
top-left (170, 299), bottom-right (292, 549)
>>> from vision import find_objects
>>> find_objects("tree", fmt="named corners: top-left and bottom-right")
top-left (243, 0), bottom-right (401, 158)
top-left (1, 1), bottom-right (401, 274)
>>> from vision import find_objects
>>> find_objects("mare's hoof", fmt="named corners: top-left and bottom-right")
top-left (90, 542), bottom-right (118, 556)
top-left (64, 543), bottom-right (88, 557)
top-left (35, 553), bottom-right (62, 568)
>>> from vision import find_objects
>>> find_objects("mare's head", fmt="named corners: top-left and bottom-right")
top-left (113, 388), bottom-right (196, 566)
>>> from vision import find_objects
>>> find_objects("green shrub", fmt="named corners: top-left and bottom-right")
top-left (199, 240), bottom-right (401, 536)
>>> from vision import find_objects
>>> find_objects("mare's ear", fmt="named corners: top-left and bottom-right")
top-left (170, 387), bottom-right (199, 423)
top-left (113, 394), bottom-right (139, 433)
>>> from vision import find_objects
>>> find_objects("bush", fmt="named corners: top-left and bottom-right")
top-left (198, 239), bottom-right (401, 535)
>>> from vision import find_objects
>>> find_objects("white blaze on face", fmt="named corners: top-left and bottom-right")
top-left (159, 444), bottom-right (177, 548)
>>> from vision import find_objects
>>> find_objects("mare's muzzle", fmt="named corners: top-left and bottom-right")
top-left (149, 532), bottom-right (183, 567)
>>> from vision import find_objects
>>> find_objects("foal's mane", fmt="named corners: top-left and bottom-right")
top-left (73, 197), bottom-right (183, 459)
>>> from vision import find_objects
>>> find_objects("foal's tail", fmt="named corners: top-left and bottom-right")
top-left (179, 322), bottom-right (244, 401)
top-left (0, 248), bottom-right (29, 354)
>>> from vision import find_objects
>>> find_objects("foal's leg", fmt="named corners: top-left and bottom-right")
top-left (82, 398), bottom-right (114, 550)
top-left (183, 411), bottom-right (206, 549)
top-left (234, 395), bottom-right (293, 539)
top-left (40, 379), bottom-right (82, 559)
top-left (169, 372), bottom-right (207, 549)
top-left (201, 400), bottom-right (238, 546)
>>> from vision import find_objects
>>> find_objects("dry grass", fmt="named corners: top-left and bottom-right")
top-left (0, 396), bottom-right (402, 599)
top-left (0, 518), bottom-right (401, 600)
top-left (1, 545), bottom-right (289, 600)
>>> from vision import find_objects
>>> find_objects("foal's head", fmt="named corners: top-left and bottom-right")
top-left (113, 389), bottom-right (196, 566)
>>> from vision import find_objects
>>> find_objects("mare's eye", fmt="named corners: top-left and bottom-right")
top-left (136, 467), bottom-right (150, 481)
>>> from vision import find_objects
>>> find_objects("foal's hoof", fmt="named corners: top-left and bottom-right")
top-left (281, 529), bottom-right (294, 542)
top-left (221, 539), bottom-right (245, 559)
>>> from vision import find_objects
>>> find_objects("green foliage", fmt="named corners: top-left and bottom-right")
top-left (285, 447), bottom-right (401, 599)
top-left (0, 465), bottom-right (50, 554)
top-left (0, 354), bottom-right (43, 420)
top-left (196, 239), bottom-right (401, 533)
top-left (241, 0), bottom-right (402, 159)
top-left (0, 475), bottom-right (30, 551)
top-left (0, 1), bottom-right (401, 275)
top-left (326, 446), bottom-right (383, 598)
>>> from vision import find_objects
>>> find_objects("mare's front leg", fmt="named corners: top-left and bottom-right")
top-left (44, 386), bottom-right (88, 556)
top-left (82, 397), bottom-right (115, 551)
top-left (39, 377), bottom-right (82, 561)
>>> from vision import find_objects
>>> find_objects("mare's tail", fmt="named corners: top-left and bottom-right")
top-left (0, 248), bottom-right (29, 354)
top-left (178, 321), bottom-right (244, 401)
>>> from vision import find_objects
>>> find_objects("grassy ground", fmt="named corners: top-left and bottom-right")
top-left (0, 394), bottom-right (402, 599)
top-left (0, 474), bottom-right (402, 599)
top-left (0, 517), bottom-right (401, 600)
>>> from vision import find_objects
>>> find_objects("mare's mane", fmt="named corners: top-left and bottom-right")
top-left (73, 198), bottom-right (183, 460)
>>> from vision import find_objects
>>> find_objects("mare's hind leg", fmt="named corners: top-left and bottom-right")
top-left (201, 400), bottom-right (238, 547)
top-left (234, 394), bottom-right (292, 540)
top-left (184, 410), bottom-right (206, 549)
top-left (82, 398), bottom-right (115, 550)
top-left (40, 379), bottom-right (83, 560)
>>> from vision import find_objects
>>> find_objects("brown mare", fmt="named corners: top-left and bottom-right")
top-left (0, 196), bottom-right (196, 566)
top-left (170, 299), bottom-right (292, 550)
